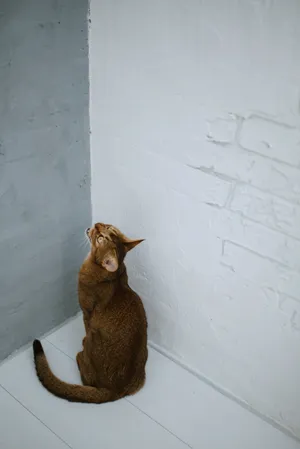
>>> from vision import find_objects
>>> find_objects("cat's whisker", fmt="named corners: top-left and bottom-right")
top-left (78, 236), bottom-right (90, 249)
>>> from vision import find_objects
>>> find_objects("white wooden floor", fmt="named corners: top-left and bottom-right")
top-left (0, 315), bottom-right (299, 449)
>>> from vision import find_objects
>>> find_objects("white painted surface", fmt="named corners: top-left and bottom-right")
top-left (0, 386), bottom-right (69, 449)
top-left (46, 316), bottom-right (300, 449)
top-left (1, 316), bottom-right (299, 449)
top-left (89, 0), bottom-right (300, 437)
top-left (0, 339), bottom-right (187, 448)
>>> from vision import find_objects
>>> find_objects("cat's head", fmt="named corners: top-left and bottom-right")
top-left (86, 223), bottom-right (144, 272)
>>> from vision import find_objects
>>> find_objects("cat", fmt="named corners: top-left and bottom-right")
top-left (33, 223), bottom-right (148, 403)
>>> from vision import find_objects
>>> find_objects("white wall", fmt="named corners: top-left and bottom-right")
top-left (90, 0), bottom-right (300, 437)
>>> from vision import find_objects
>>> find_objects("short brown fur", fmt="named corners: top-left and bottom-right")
top-left (33, 223), bottom-right (148, 403)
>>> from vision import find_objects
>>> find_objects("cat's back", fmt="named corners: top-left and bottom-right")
top-left (112, 283), bottom-right (147, 330)
top-left (89, 280), bottom-right (147, 335)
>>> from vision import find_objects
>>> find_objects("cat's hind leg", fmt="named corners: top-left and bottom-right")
top-left (76, 351), bottom-right (97, 387)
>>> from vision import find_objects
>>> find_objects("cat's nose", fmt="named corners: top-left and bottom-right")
top-left (86, 228), bottom-right (90, 235)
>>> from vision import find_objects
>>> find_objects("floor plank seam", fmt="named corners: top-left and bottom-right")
top-left (45, 338), bottom-right (192, 447)
top-left (0, 384), bottom-right (73, 449)
top-left (46, 333), bottom-right (300, 445)
top-left (126, 399), bottom-right (193, 448)
top-left (0, 313), bottom-right (81, 370)
top-left (45, 339), bottom-right (76, 361)
top-left (2, 322), bottom-right (300, 448)
top-left (148, 340), bottom-right (300, 444)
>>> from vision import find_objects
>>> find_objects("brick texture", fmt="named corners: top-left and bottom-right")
top-left (91, 0), bottom-right (300, 438)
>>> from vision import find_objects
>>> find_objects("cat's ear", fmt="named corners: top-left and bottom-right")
top-left (123, 238), bottom-right (145, 252)
top-left (101, 250), bottom-right (119, 272)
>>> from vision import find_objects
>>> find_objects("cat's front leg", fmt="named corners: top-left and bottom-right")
top-left (83, 310), bottom-right (90, 332)
top-left (79, 290), bottom-right (95, 316)
top-left (82, 310), bottom-right (90, 347)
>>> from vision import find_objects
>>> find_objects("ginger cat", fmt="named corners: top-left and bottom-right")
top-left (33, 223), bottom-right (148, 403)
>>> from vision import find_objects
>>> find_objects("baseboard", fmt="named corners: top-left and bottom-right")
top-left (148, 339), bottom-right (300, 444)
top-left (0, 311), bottom-right (82, 369)
top-left (2, 313), bottom-right (298, 443)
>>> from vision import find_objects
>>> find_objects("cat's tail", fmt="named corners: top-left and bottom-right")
top-left (33, 340), bottom-right (120, 404)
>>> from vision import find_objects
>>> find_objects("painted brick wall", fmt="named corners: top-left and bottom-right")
top-left (90, 0), bottom-right (300, 437)
top-left (0, 0), bottom-right (91, 360)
